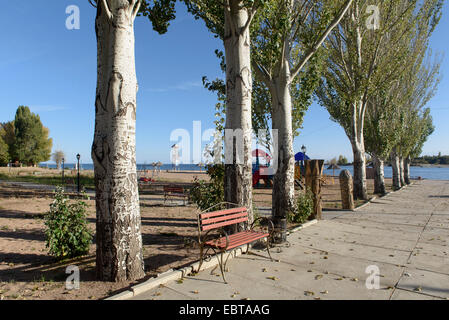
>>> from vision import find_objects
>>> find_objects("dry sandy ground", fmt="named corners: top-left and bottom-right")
top-left (0, 169), bottom-right (392, 300)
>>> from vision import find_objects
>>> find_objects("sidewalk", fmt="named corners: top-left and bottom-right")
top-left (130, 180), bottom-right (449, 300)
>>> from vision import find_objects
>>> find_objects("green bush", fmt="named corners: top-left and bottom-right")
top-left (288, 191), bottom-right (314, 224)
top-left (189, 164), bottom-right (224, 211)
top-left (44, 187), bottom-right (92, 259)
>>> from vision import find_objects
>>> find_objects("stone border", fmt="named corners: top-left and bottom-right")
top-left (106, 219), bottom-right (318, 300)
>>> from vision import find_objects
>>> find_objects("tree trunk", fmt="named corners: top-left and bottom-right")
top-left (92, 1), bottom-right (145, 281)
top-left (390, 150), bottom-right (401, 190)
top-left (351, 141), bottom-right (368, 200)
top-left (270, 69), bottom-right (295, 243)
top-left (404, 156), bottom-right (411, 185)
top-left (399, 157), bottom-right (406, 187)
top-left (372, 154), bottom-right (386, 195)
top-left (223, 0), bottom-right (253, 223)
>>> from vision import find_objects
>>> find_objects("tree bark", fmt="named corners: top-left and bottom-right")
top-left (404, 156), bottom-right (411, 185)
top-left (372, 154), bottom-right (386, 195)
top-left (390, 150), bottom-right (401, 191)
top-left (223, 0), bottom-right (253, 223)
top-left (270, 67), bottom-right (295, 243)
top-left (92, 0), bottom-right (145, 281)
top-left (351, 141), bottom-right (368, 200)
top-left (399, 157), bottom-right (406, 187)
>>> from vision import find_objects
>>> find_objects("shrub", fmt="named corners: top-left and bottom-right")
top-left (44, 187), bottom-right (92, 259)
top-left (189, 164), bottom-right (224, 211)
top-left (288, 191), bottom-right (314, 224)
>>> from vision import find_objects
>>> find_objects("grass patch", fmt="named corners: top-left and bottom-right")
top-left (0, 173), bottom-right (95, 190)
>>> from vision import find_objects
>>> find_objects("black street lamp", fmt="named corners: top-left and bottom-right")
top-left (62, 157), bottom-right (65, 186)
top-left (301, 145), bottom-right (307, 167)
top-left (76, 154), bottom-right (81, 193)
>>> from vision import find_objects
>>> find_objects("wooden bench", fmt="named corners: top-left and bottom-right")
top-left (163, 185), bottom-right (188, 205)
top-left (196, 203), bottom-right (274, 283)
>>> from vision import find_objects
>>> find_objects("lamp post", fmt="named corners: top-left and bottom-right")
top-left (301, 145), bottom-right (307, 167)
top-left (62, 157), bottom-right (65, 186)
top-left (76, 154), bottom-right (80, 193)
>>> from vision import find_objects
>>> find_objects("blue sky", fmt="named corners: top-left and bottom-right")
top-left (0, 1), bottom-right (448, 164)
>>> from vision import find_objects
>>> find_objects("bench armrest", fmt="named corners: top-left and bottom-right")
top-left (199, 228), bottom-right (230, 250)
top-left (250, 217), bottom-right (275, 237)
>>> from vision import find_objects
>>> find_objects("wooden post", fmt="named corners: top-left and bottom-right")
top-left (339, 169), bottom-right (354, 210)
top-left (305, 160), bottom-right (324, 220)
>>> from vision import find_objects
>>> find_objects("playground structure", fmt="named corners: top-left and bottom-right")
top-left (252, 150), bottom-right (310, 189)
top-left (252, 149), bottom-right (274, 188)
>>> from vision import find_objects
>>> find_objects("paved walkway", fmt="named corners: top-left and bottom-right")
top-left (132, 180), bottom-right (449, 300)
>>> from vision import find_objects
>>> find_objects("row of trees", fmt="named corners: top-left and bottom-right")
top-left (328, 155), bottom-right (349, 166)
top-left (413, 154), bottom-right (449, 165)
top-left (317, 0), bottom-right (442, 196)
top-left (0, 106), bottom-right (53, 166)
top-left (90, 0), bottom-right (441, 281)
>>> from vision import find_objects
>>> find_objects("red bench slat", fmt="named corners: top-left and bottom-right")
top-left (201, 217), bottom-right (248, 231)
top-left (201, 212), bottom-right (248, 226)
top-left (205, 230), bottom-right (269, 250)
top-left (200, 207), bottom-right (247, 219)
top-left (165, 188), bottom-right (184, 192)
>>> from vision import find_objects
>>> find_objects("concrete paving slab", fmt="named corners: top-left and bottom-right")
top-left (298, 226), bottom-right (418, 251)
top-left (407, 253), bottom-right (449, 274)
top-left (397, 268), bottom-right (449, 299)
top-left (308, 220), bottom-right (421, 242)
top-left (293, 235), bottom-right (411, 265)
top-left (390, 288), bottom-right (443, 300)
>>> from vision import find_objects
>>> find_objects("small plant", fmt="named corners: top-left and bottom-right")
top-left (288, 191), bottom-right (314, 224)
top-left (189, 164), bottom-right (224, 211)
top-left (44, 187), bottom-right (92, 259)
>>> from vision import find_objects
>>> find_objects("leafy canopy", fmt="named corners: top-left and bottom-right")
top-left (12, 106), bottom-right (52, 166)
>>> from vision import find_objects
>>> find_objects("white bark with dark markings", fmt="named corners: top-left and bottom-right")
top-left (92, 0), bottom-right (144, 281)
top-left (223, 0), bottom-right (253, 222)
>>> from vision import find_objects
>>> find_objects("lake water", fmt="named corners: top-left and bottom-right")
top-left (40, 163), bottom-right (449, 181)
top-left (324, 165), bottom-right (449, 181)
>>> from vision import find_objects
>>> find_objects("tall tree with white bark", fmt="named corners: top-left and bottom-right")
top-left (250, 0), bottom-right (353, 241)
top-left (316, 0), bottom-right (423, 200)
top-left (91, 0), bottom-right (176, 281)
top-left (184, 0), bottom-right (267, 222)
top-left (393, 55), bottom-right (441, 187)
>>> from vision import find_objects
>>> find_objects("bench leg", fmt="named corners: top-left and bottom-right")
top-left (217, 251), bottom-right (227, 284)
top-left (265, 237), bottom-right (273, 261)
top-left (197, 246), bottom-right (204, 273)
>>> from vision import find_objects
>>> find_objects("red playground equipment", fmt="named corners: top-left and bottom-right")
top-left (252, 149), bottom-right (274, 188)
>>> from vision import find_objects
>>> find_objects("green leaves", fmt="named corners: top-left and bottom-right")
top-left (189, 164), bottom-right (225, 211)
top-left (0, 135), bottom-right (8, 166)
top-left (44, 188), bottom-right (92, 259)
top-left (9, 106), bottom-right (52, 166)
top-left (139, 0), bottom-right (177, 34)
top-left (288, 190), bottom-right (314, 224)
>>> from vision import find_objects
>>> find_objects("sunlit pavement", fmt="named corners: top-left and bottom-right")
top-left (132, 180), bottom-right (449, 300)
